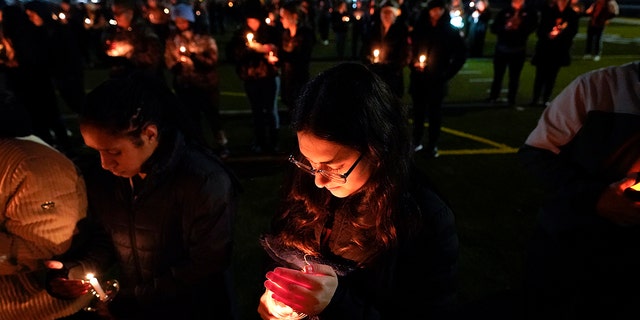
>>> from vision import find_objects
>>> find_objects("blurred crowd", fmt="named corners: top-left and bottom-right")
top-left (0, 0), bottom-right (619, 158)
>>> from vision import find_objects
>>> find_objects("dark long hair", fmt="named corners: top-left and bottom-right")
top-left (80, 71), bottom-right (202, 146)
top-left (274, 62), bottom-right (413, 267)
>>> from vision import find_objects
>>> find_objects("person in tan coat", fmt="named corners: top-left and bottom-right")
top-left (0, 89), bottom-right (92, 319)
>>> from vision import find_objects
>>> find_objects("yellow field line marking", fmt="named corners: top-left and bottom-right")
top-left (221, 91), bottom-right (246, 97)
top-left (215, 96), bottom-right (521, 155)
top-left (425, 124), bottom-right (519, 155)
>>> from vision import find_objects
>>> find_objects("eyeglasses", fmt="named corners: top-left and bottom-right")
top-left (288, 153), bottom-right (363, 184)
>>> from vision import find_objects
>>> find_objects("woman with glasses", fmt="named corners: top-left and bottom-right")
top-left (257, 62), bottom-right (459, 319)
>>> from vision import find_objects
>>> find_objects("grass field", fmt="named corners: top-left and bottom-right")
top-left (71, 16), bottom-right (640, 319)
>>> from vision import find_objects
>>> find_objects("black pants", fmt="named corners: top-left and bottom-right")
top-left (532, 64), bottom-right (562, 105)
top-left (409, 74), bottom-right (447, 149)
top-left (585, 25), bottom-right (605, 56)
top-left (244, 76), bottom-right (279, 152)
top-left (175, 84), bottom-right (223, 139)
top-left (490, 49), bottom-right (526, 106)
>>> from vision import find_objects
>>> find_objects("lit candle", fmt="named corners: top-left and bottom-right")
top-left (179, 46), bottom-right (187, 54)
top-left (267, 50), bottom-right (278, 63)
top-left (84, 17), bottom-right (92, 25)
top-left (373, 49), bottom-right (380, 63)
top-left (246, 32), bottom-right (254, 43)
top-left (266, 288), bottom-right (306, 320)
top-left (419, 54), bottom-right (426, 68)
top-left (86, 273), bottom-right (107, 301)
top-left (631, 182), bottom-right (640, 192)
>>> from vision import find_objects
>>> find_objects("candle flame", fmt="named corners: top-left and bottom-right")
top-left (86, 273), bottom-right (108, 301)
top-left (631, 182), bottom-right (640, 191)
top-left (373, 49), bottom-right (379, 57)
top-left (419, 55), bottom-right (426, 63)
top-left (246, 33), bottom-right (254, 42)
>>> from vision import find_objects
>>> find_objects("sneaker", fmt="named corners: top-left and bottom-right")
top-left (414, 144), bottom-right (423, 152)
top-left (583, 54), bottom-right (592, 60)
top-left (594, 55), bottom-right (601, 61)
top-left (430, 147), bottom-right (439, 158)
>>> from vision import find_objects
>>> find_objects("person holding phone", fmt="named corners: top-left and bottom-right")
top-left (519, 61), bottom-right (640, 319)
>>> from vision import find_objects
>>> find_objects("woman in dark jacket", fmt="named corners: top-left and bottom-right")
top-left (165, 3), bottom-right (228, 158)
top-left (408, 0), bottom-right (467, 157)
top-left (257, 62), bottom-right (459, 319)
top-left (276, 1), bottom-right (315, 115)
top-left (102, 0), bottom-right (163, 79)
top-left (362, 0), bottom-right (410, 100)
top-left (50, 72), bottom-right (240, 319)
top-left (530, 0), bottom-right (579, 107)
top-left (229, 5), bottom-right (281, 153)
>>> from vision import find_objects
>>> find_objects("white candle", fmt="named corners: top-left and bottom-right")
top-left (246, 33), bottom-right (254, 43)
top-left (86, 273), bottom-right (108, 301)
top-left (373, 49), bottom-right (380, 63)
top-left (419, 54), bottom-right (426, 68)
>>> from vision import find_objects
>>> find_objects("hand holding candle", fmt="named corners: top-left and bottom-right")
top-left (246, 32), bottom-right (259, 49)
top-left (261, 263), bottom-right (338, 319)
top-left (267, 50), bottom-right (279, 64)
top-left (418, 54), bottom-right (427, 69)
top-left (624, 176), bottom-right (640, 202)
top-left (106, 41), bottom-right (133, 57)
top-left (179, 45), bottom-right (190, 63)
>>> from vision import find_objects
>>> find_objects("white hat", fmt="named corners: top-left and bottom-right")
top-left (171, 3), bottom-right (195, 22)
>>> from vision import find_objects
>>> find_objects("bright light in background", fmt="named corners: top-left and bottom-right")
top-left (450, 16), bottom-right (464, 28)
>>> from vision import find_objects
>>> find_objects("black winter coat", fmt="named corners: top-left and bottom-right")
top-left (84, 131), bottom-right (239, 319)
top-left (262, 168), bottom-right (459, 319)
top-left (408, 11), bottom-right (467, 84)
